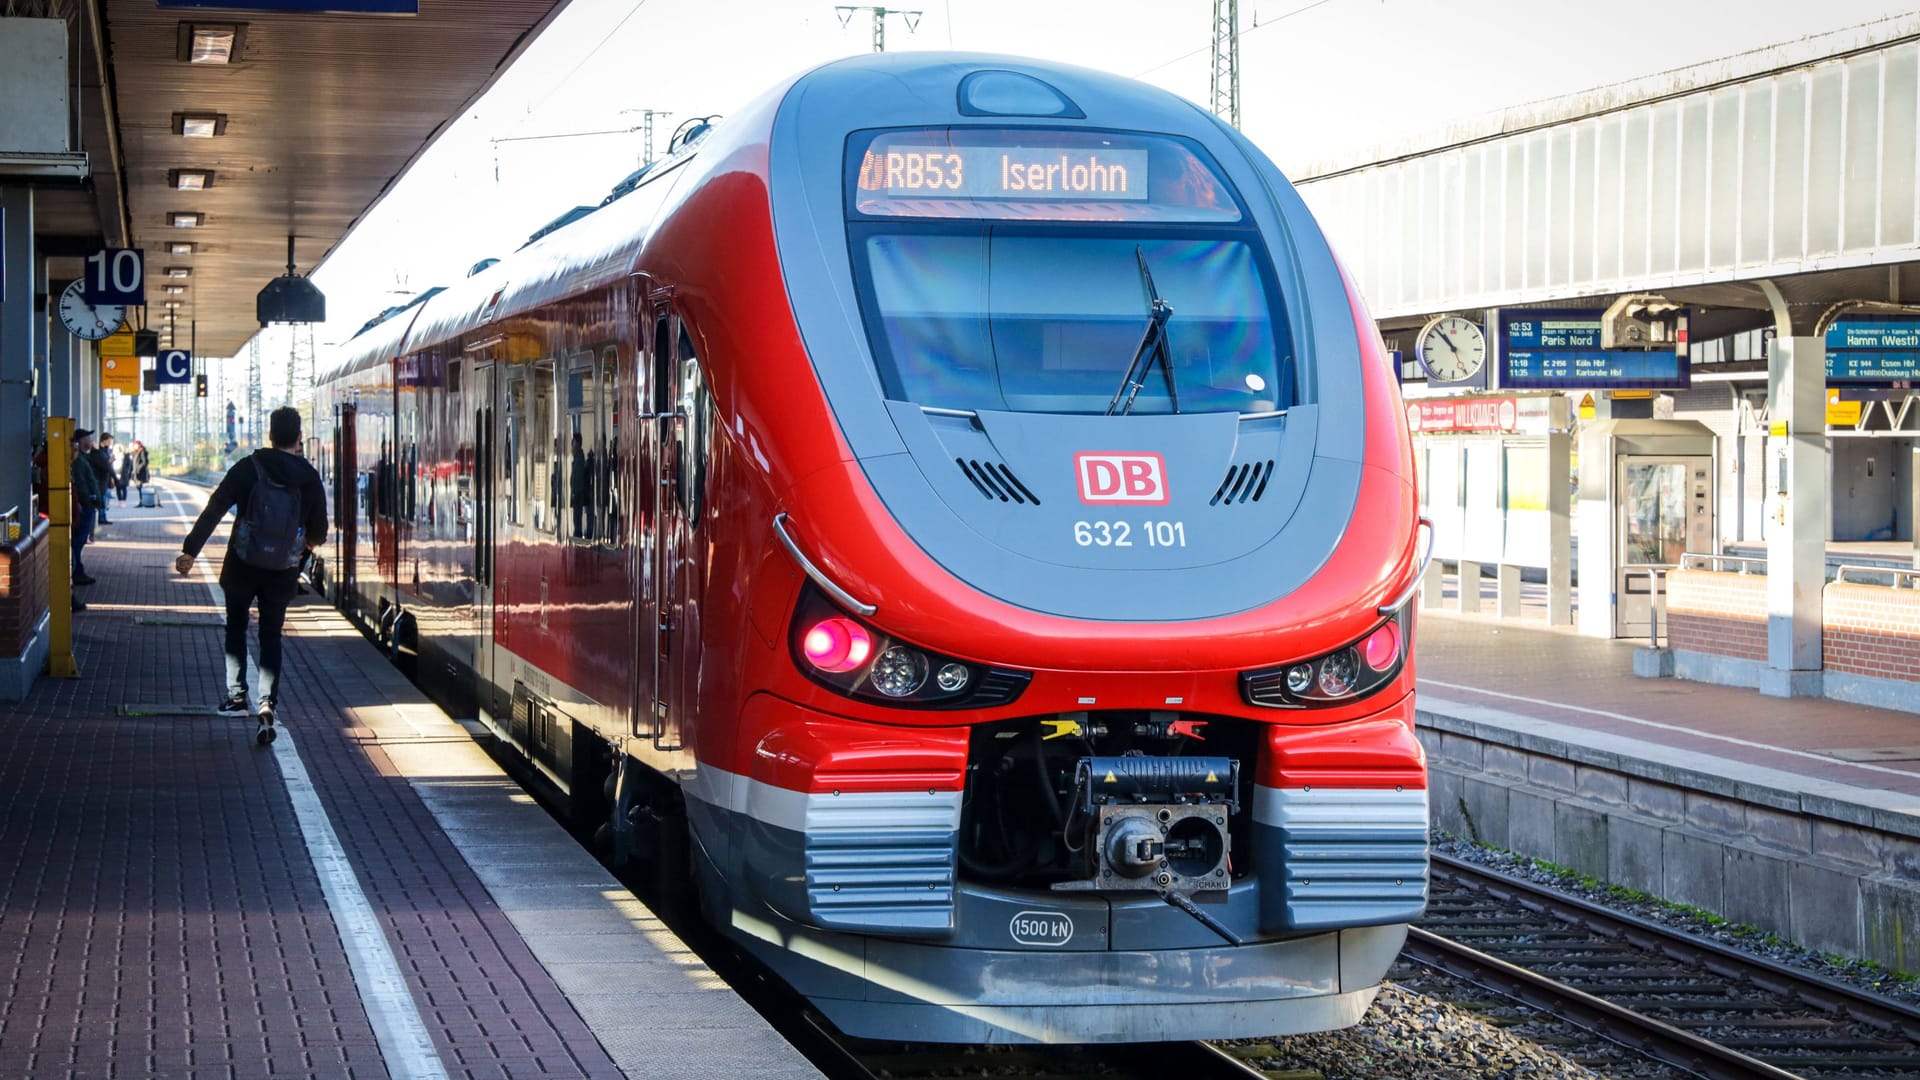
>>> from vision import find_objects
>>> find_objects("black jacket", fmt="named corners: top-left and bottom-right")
top-left (184, 450), bottom-right (329, 568)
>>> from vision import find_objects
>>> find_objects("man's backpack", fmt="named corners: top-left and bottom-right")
top-left (232, 451), bottom-right (306, 571)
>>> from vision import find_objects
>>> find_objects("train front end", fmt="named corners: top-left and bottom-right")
top-left (726, 53), bottom-right (1427, 1044)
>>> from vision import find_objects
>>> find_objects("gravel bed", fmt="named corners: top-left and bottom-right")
top-left (1434, 832), bottom-right (1920, 1008)
top-left (1220, 979), bottom-right (1651, 1080)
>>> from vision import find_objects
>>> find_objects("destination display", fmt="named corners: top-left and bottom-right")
top-left (1825, 317), bottom-right (1920, 382)
top-left (857, 146), bottom-right (1149, 201)
top-left (1499, 309), bottom-right (1690, 390)
top-left (850, 129), bottom-right (1243, 222)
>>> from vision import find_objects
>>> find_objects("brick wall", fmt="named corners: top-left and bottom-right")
top-left (0, 522), bottom-right (50, 658)
top-left (1666, 568), bottom-right (1767, 661)
top-left (1822, 580), bottom-right (1920, 682)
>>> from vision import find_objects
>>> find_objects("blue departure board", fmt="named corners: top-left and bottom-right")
top-left (1826, 317), bottom-right (1920, 382)
top-left (1499, 309), bottom-right (1690, 390)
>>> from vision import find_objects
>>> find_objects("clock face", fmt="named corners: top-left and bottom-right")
top-left (1416, 315), bottom-right (1487, 383)
top-left (58, 280), bottom-right (127, 342)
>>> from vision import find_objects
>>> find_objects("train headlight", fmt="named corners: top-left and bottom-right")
top-left (869, 647), bottom-right (929, 697)
top-left (1316, 650), bottom-right (1358, 696)
top-left (935, 662), bottom-right (971, 693)
top-left (1240, 603), bottom-right (1412, 709)
top-left (802, 618), bottom-right (873, 673)
top-left (787, 584), bottom-right (1029, 709)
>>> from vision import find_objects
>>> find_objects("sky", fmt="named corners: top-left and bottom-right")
top-left (244, 0), bottom-right (1920, 379)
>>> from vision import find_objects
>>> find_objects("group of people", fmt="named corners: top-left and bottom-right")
top-left (27, 410), bottom-right (325, 741)
top-left (29, 429), bottom-right (151, 612)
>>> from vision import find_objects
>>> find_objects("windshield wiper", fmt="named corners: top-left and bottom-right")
top-left (1105, 247), bottom-right (1180, 416)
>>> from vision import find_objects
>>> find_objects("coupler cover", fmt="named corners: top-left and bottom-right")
top-left (1055, 755), bottom-right (1238, 894)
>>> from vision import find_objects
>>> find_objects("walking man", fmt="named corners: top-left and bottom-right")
top-left (175, 407), bottom-right (327, 736)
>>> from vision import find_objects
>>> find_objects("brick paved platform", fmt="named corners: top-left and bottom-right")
top-left (0, 480), bottom-right (820, 1079)
top-left (1416, 609), bottom-right (1920, 975)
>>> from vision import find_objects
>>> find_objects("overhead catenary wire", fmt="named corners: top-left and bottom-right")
top-left (1131, 0), bottom-right (1342, 79)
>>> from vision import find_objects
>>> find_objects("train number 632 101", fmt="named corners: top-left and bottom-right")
top-left (1072, 520), bottom-right (1187, 547)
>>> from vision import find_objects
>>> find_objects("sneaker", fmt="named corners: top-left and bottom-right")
top-left (72, 574), bottom-right (97, 586)
top-left (257, 701), bottom-right (276, 726)
top-left (70, 598), bottom-right (87, 612)
top-left (216, 695), bottom-right (249, 717)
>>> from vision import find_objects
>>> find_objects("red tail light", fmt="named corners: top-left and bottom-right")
top-left (802, 617), bottom-right (873, 673)
top-left (1361, 622), bottom-right (1400, 671)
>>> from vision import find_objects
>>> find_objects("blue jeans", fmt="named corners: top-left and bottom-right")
top-left (71, 511), bottom-right (95, 577)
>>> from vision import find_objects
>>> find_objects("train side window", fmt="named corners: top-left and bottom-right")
top-left (530, 359), bottom-right (556, 535)
top-left (504, 374), bottom-right (525, 527)
top-left (565, 351), bottom-right (599, 541)
top-left (676, 324), bottom-right (712, 526)
top-left (599, 346), bottom-right (621, 547)
top-left (447, 359), bottom-right (463, 539)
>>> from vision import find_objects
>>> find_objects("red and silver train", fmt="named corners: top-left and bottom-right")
top-left (313, 52), bottom-right (1430, 1044)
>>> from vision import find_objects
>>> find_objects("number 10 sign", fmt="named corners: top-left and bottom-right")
top-left (81, 248), bottom-right (146, 306)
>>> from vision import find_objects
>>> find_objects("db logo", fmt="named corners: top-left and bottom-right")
top-left (1075, 452), bottom-right (1169, 504)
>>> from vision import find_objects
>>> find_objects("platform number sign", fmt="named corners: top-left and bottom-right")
top-left (81, 248), bottom-right (146, 306)
top-left (157, 349), bottom-right (193, 384)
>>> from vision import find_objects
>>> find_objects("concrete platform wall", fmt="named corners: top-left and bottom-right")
top-left (1420, 710), bottom-right (1920, 976)
top-left (1823, 580), bottom-right (1920, 681)
top-left (1669, 569), bottom-right (1920, 715)
top-left (1667, 568), bottom-right (1767, 662)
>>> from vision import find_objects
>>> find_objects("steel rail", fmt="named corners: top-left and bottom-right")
top-left (1402, 925), bottom-right (1800, 1079)
top-left (1433, 853), bottom-right (1920, 1043)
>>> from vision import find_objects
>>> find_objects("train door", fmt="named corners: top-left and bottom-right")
top-left (335, 401), bottom-right (357, 603)
top-left (471, 360), bottom-right (498, 715)
top-left (645, 297), bottom-right (704, 753)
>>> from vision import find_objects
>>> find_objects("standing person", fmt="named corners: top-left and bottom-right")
top-left (174, 407), bottom-right (327, 738)
top-left (90, 433), bottom-right (117, 525)
top-left (115, 441), bottom-right (133, 503)
top-left (131, 440), bottom-right (150, 495)
top-left (70, 429), bottom-right (103, 590)
top-left (569, 432), bottom-right (592, 538)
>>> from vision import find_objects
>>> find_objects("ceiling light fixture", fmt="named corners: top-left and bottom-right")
top-left (166, 286), bottom-right (187, 295)
top-left (173, 113), bottom-right (228, 138)
top-left (177, 23), bottom-right (244, 64)
top-left (166, 267), bottom-right (191, 279)
top-left (170, 168), bottom-right (214, 190)
top-left (170, 212), bottom-right (205, 228)
top-left (165, 302), bottom-right (181, 310)
top-left (169, 242), bottom-right (194, 255)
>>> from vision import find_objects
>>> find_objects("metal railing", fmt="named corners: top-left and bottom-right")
top-left (1625, 565), bottom-right (1673, 648)
top-left (1833, 564), bottom-right (1920, 588)
top-left (1680, 552), bottom-right (1767, 574)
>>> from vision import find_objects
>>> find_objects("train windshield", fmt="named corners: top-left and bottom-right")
top-left (846, 128), bottom-right (1290, 416)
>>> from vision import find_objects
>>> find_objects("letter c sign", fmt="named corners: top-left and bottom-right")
top-left (157, 349), bottom-right (193, 384)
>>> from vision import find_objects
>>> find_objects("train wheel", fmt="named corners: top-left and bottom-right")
top-left (599, 754), bottom-right (641, 870)
top-left (390, 614), bottom-right (418, 681)
top-left (645, 789), bottom-right (697, 921)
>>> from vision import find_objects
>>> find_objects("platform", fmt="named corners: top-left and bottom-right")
top-left (1416, 608), bottom-right (1920, 976)
top-left (0, 480), bottom-right (821, 1079)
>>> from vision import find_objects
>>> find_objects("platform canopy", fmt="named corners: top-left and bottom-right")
top-left (29, 0), bottom-right (572, 357)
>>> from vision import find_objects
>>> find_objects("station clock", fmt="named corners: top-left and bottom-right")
top-left (1415, 314), bottom-right (1488, 384)
top-left (57, 280), bottom-right (128, 341)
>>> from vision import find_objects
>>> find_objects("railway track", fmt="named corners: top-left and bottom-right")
top-left (795, 1013), bottom-right (1271, 1080)
top-left (1414, 853), bottom-right (1920, 1078)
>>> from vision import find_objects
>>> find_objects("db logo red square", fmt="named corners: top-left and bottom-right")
top-left (1075, 452), bottom-right (1169, 504)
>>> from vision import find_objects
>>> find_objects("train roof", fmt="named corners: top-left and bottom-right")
top-left (317, 287), bottom-right (443, 384)
top-left (319, 51), bottom-right (1258, 378)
